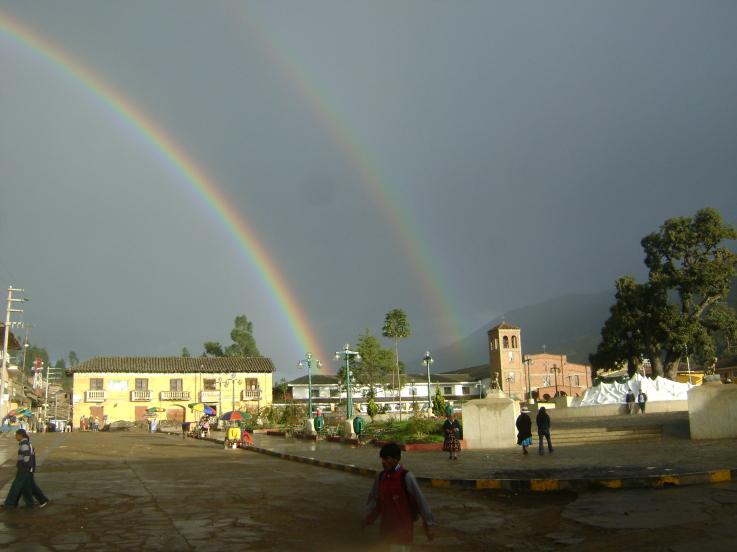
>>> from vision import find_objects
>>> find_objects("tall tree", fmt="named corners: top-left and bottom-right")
top-left (67, 351), bottom-right (79, 367)
top-left (225, 315), bottom-right (260, 357)
top-left (352, 329), bottom-right (395, 398)
top-left (203, 315), bottom-right (261, 357)
top-left (54, 358), bottom-right (66, 369)
top-left (382, 309), bottom-right (411, 417)
top-left (181, 347), bottom-right (191, 358)
top-left (593, 208), bottom-right (737, 379)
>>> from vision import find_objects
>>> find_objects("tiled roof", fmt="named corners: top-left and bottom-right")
top-left (71, 356), bottom-right (274, 374)
top-left (287, 375), bottom-right (340, 385)
top-left (489, 322), bottom-right (520, 331)
top-left (1, 324), bottom-right (22, 350)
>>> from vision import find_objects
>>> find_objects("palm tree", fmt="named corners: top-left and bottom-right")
top-left (382, 309), bottom-right (411, 420)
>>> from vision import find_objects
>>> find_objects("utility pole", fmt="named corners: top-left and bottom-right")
top-left (1, 285), bottom-right (28, 418)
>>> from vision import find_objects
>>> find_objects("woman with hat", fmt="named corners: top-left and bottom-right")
top-left (442, 405), bottom-right (461, 460)
top-left (515, 406), bottom-right (533, 455)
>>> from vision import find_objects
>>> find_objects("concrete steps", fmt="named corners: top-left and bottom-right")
top-left (540, 425), bottom-right (662, 446)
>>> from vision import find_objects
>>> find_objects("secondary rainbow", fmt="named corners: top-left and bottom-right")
top-left (232, 7), bottom-right (467, 346)
top-left (0, 9), bottom-right (330, 368)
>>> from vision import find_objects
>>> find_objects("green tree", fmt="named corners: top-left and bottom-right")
top-left (54, 358), bottom-right (66, 369)
top-left (431, 387), bottom-right (446, 417)
top-left (382, 309), bottom-right (411, 418)
top-left (68, 351), bottom-right (79, 367)
top-left (181, 347), bottom-right (191, 358)
top-left (203, 341), bottom-right (225, 357)
top-left (352, 329), bottom-right (394, 398)
top-left (224, 315), bottom-right (260, 357)
top-left (593, 208), bottom-right (737, 379)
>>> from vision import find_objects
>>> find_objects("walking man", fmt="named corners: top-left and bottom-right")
top-left (536, 406), bottom-right (554, 455)
top-left (2, 429), bottom-right (49, 509)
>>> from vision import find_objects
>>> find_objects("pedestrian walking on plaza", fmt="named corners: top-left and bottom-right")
top-left (2, 429), bottom-right (49, 510)
top-left (516, 407), bottom-right (533, 455)
top-left (363, 442), bottom-right (435, 550)
top-left (442, 406), bottom-right (461, 460)
top-left (625, 391), bottom-right (636, 415)
top-left (637, 390), bottom-right (648, 414)
top-left (536, 407), bottom-right (554, 455)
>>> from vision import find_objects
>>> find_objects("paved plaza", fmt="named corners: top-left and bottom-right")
top-left (1, 429), bottom-right (736, 551)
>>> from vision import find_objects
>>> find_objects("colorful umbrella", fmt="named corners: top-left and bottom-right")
top-left (220, 411), bottom-right (251, 421)
top-left (188, 403), bottom-right (217, 415)
top-left (146, 407), bottom-right (166, 413)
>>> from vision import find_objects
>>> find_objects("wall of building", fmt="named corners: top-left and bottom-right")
top-left (72, 372), bottom-right (272, 425)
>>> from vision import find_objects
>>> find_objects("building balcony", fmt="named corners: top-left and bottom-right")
top-left (130, 390), bottom-right (151, 401)
top-left (160, 391), bottom-right (191, 401)
top-left (85, 390), bottom-right (106, 402)
top-left (199, 391), bottom-right (221, 403)
top-left (241, 389), bottom-right (262, 400)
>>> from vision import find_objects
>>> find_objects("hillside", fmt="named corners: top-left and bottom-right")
top-left (430, 290), bottom-right (614, 372)
top-left (431, 277), bottom-right (737, 373)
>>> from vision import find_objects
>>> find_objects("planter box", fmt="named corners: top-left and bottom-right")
top-left (266, 430), bottom-right (286, 437)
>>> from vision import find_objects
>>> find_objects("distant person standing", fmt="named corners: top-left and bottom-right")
top-left (442, 408), bottom-right (461, 460)
top-left (637, 390), bottom-right (648, 414)
top-left (536, 407), bottom-right (554, 455)
top-left (2, 429), bottom-right (49, 509)
top-left (516, 407), bottom-right (533, 455)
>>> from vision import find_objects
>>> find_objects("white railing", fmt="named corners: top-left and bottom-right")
top-left (85, 390), bottom-right (106, 402)
top-left (241, 389), bottom-right (262, 400)
top-left (160, 391), bottom-right (191, 401)
top-left (199, 391), bottom-right (220, 403)
top-left (130, 390), bottom-right (151, 401)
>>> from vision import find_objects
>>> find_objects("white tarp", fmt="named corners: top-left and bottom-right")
top-left (578, 373), bottom-right (694, 406)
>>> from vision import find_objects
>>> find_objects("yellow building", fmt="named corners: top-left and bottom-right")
top-left (71, 357), bottom-right (274, 426)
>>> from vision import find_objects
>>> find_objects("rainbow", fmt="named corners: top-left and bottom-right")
top-left (0, 9), bottom-right (331, 369)
top-left (230, 7), bottom-right (467, 347)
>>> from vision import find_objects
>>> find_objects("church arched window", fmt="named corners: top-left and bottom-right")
top-left (511, 336), bottom-right (518, 348)
top-left (502, 336), bottom-right (509, 348)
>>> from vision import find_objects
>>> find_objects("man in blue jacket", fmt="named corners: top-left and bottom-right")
top-left (2, 429), bottom-right (49, 509)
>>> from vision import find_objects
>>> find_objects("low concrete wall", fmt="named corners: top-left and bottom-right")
top-left (529, 400), bottom-right (688, 419)
top-left (462, 398), bottom-right (518, 449)
top-left (689, 383), bottom-right (737, 440)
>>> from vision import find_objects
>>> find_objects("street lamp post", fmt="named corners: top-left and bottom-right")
top-left (524, 355), bottom-right (533, 403)
top-left (335, 344), bottom-right (361, 419)
top-left (551, 364), bottom-right (560, 397)
top-left (298, 352), bottom-right (322, 418)
top-left (217, 373), bottom-right (241, 413)
top-left (505, 375), bottom-right (513, 399)
top-left (422, 351), bottom-right (433, 412)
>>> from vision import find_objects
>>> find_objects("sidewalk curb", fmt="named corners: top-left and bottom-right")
top-left (169, 432), bottom-right (737, 492)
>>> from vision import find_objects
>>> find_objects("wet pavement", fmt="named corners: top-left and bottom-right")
top-left (1, 430), bottom-right (737, 551)
top-left (243, 414), bottom-right (737, 482)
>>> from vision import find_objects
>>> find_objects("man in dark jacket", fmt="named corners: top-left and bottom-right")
top-left (536, 407), bottom-right (554, 455)
top-left (2, 429), bottom-right (49, 509)
top-left (637, 391), bottom-right (648, 414)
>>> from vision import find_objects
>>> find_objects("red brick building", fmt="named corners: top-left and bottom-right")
top-left (487, 323), bottom-right (591, 401)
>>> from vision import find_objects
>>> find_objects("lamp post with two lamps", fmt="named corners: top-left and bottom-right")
top-left (216, 373), bottom-right (243, 414)
top-left (297, 352), bottom-right (322, 419)
top-left (334, 344), bottom-right (361, 420)
top-left (422, 351), bottom-right (433, 412)
top-left (550, 364), bottom-right (561, 397)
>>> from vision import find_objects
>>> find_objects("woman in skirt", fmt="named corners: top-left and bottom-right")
top-left (516, 407), bottom-right (533, 455)
top-left (442, 407), bottom-right (461, 460)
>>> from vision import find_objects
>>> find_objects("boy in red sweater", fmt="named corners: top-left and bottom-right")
top-left (362, 443), bottom-right (435, 550)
